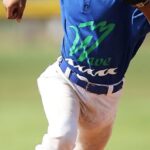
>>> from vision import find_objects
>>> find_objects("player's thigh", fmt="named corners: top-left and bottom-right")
top-left (37, 64), bottom-right (80, 137)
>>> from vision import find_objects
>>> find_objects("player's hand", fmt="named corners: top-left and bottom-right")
top-left (3, 0), bottom-right (27, 22)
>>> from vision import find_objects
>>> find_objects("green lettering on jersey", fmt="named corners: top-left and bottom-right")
top-left (69, 21), bottom-right (115, 65)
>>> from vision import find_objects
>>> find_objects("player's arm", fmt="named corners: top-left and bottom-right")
top-left (124, 0), bottom-right (150, 22)
top-left (3, 0), bottom-right (27, 21)
top-left (137, 3), bottom-right (150, 22)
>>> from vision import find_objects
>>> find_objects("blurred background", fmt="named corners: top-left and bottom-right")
top-left (0, 1), bottom-right (150, 150)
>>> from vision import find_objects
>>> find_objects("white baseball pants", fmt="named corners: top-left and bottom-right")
top-left (35, 60), bottom-right (123, 150)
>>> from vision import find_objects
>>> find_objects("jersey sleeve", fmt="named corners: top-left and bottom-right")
top-left (142, 17), bottom-right (150, 35)
top-left (132, 8), bottom-right (150, 36)
top-left (145, 20), bottom-right (150, 33)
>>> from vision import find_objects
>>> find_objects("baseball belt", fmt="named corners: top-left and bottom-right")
top-left (59, 58), bottom-right (123, 95)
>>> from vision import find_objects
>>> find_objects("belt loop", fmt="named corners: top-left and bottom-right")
top-left (107, 85), bottom-right (114, 95)
top-left (65, 67), bottom-right (71, 78)
top-left (57, 56), bottom-right (62, 62)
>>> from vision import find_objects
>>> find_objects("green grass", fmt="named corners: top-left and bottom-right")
top-left (0, 21), bottom-right (60, 150)
top-left (0, 51), bottom-right (56, 150)
top-left (0, 22), bottom-right (150, 150)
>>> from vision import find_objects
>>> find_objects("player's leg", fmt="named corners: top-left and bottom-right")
top-left (73, 85), bottom-right (122, 150)
top-left (35, 63), bottom-right (80, 150)
top-left (74, 123), bottom-right (113, 150)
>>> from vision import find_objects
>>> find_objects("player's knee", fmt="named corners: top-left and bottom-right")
top-left (53, 128), bottom-right (76, 149)
top-left (57, 135), bottom-right (76, 150)
top-left (36, 133), bottom-right (76, 150)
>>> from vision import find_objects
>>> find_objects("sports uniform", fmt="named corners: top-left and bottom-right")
top-left (36, 0), bottom-right (150, 150)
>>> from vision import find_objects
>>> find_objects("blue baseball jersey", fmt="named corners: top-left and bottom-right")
top-left (60, 0), bottom-right (150, 84)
